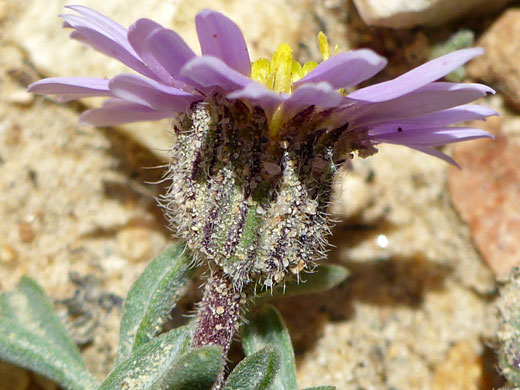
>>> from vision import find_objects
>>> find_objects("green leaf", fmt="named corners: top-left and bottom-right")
top-left (257, 264), bottom-right (349, 300)
top-left (100, 325), bottom-right (194, 390)
top-left (1, 276), bottom-right (84, 364)
top-left (242, 305), bottom-right (297, 390)
top-left (116, 242), bottom-right (194, 364)
top-left (0, 276), bottom-right (98, 390)
top-left (224, 347), bottom-right (280, 390)
top-left (0, 318), bottom-right (98, 390)
top-left (165, 345), bottom-right (222, 390)
top-left (302, 387), bottom-right (336, 390)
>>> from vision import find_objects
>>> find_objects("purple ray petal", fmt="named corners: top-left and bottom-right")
top-left (28, 77), bottom-right (112, 101)
top-left (65, 5), bottom-right (128, 41)
top-left (147, 28), bottom-right (197, 84)
top-left (180, 56), bottom-right (252, 92)
top-left (281, 82), bottom-right (344, 120)
top-left (348, 48), bottom-right (484, 102)
top-left (61, 13), bottom-right (134, 55)
top-left (369, 126), bottom-right (493, 146)
top-left (108, 74), bottom-right (201, 112)
top-left (294, 49), bottom-right (387, 90)
top-left (63, 14), bottom-right (156, 80)
top-left (128, 19), bottom-right (175, 84)
top-left (227, 82), bottom-right (283, 116)
top-left (79, 98), bottom-right (172, 126)
top-left (195, 9), bottom-right (251, 76)
top-left (408, 145), bottom-right (461, 168)
top-left (367, 105), bottom-right (498, 135)
top-left (349, 82), bottom-right (495, 128)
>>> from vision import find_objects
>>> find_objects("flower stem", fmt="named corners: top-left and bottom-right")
top-left (191, 269), bottom-right (243, 389)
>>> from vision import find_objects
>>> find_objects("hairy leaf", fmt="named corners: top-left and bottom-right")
top-left (100, 326), bottom-right (193, 390)
top-left (116, 242), bottom-right (194, 364)
top-left (165, 345), bottom-right (222, 390)
top-left (1, 276), bottom-right (84, 364)
top-left (0, 277), bottom-right (98, 390)
top-left (224, 347), bottom-right (280, 390)
top-left (0, 318), bottom-right (98, 390)
top-left (257, 264), bottom-right (349, 300)
top-left (242, 305), bottom-right (297, 390)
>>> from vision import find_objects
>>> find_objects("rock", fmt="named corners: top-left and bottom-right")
top-left (467, 9), bottom-right (520, 111)
top-left (352, 0), bottom-right (511, 28)
top-left (0, 244), bottom-right (17, 264)
top-left (448, 118), bottom-right (520, 275)
top-left (18, 222), bottom-right (35, 243)
top-left (6, 90), bottom-right (34, 106)
top-left (431, 341), bottom-right (483, 390)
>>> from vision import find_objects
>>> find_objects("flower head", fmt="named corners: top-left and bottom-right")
top-left (29, 6), bottom-right (496, 288)
top-left (29, 5), bottom-right (495, 165)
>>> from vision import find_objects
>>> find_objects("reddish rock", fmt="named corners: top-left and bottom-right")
top-left (467, 9), bottom-right (520, 111)
top-left (18, 223), bottom-right (35, 243)
top-left (448, 121), bottom-right (520, 275)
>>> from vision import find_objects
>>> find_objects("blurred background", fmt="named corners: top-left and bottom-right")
top-left (0, 0), bottom-right (518, 388)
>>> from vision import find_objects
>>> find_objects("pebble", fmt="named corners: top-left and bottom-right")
top-left (18, 223), bottom-right (35, 243)
top-left (431, 341), bottom-right (483, 390)
top-left (467, 9), bottom-right (520, 111)
top-left (0, 244), bottom-right (17, 263)
top-left (352, 0), bottom-right (511, 28)
top-left (6, 90), bottom-right (34, 106)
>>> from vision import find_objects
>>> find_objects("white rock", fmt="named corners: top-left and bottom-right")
top-left (352, 0), bottom-right (512, 28)
top-left (6, 90), bottom-right (35, 106)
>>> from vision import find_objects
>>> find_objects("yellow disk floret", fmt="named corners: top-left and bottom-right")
top-left (318, 31), bottom-right (339, 61)
top-left (318, 32), bottom-right (330, 61)
top-left (249, 33), bottom-right (339, 136)
top-left (251, 43), bottom-right (317, 94)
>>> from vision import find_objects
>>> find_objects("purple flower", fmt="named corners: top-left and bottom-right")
top-left (28, 5), bottom-right (496, 166)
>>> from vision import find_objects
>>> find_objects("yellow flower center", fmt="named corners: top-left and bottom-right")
top-left (250, 44), bottom-right (316, 94)
top-left (250, 32), bottom-right (339, 136)
top-left (250, 32), bottom-right (337, 93)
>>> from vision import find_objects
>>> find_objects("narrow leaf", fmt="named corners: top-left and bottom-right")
top-left (1, 276), bottom-right (84, 365)
top-left (0, 317), bottom-right (98, 390)
top-left (224, 347), bottom-right (280, 390)
top-left (257, 264), bottom-right (349, 300)
top-left (116, 242), bottom-right (194, 364)
top-left (242, 306), bottom-right (297, 390)
top-left (100, 325), bottom-right (192, 390)
top-left (165, 345), bottom-right (222, 390)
